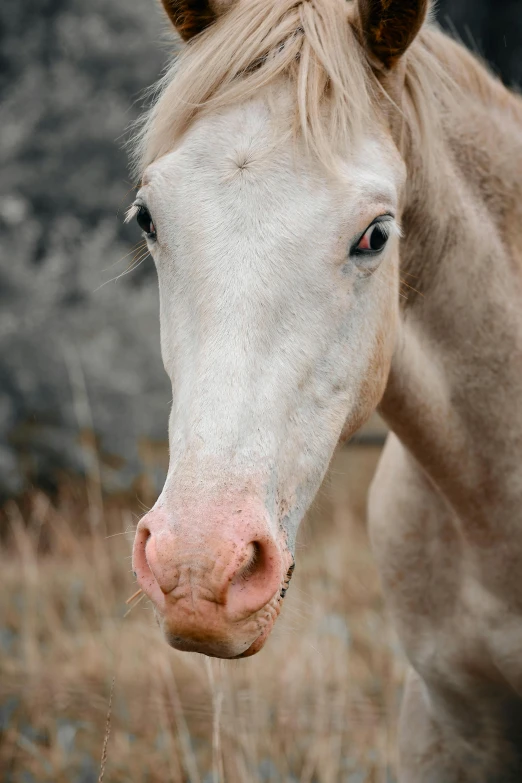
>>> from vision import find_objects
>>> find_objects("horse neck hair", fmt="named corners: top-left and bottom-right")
top-left (403, 27), bottom-right (522, 193)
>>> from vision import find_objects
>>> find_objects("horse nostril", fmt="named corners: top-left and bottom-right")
top-left (132, 524), bottom-right (157, 593)
top-left (234, 541), bottom-right (262, 582)
top-left (227, 537), bottom-right (283, 619)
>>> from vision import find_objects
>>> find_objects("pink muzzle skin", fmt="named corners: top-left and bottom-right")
top-left (132, 501), bottom-right (295, 658)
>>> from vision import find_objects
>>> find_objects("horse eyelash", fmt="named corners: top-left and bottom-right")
top-left (377, 220), bottom-right (392, 239)
top-left (379, 219), bottom-right (403, 240)
top-left (125, 203), bottom-right (139, 223)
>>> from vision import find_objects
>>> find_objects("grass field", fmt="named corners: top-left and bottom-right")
top-left (0, 444), bottom-right (405, 783)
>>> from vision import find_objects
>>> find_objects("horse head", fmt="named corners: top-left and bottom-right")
top-left (131, 0), bottom-right (427, 658)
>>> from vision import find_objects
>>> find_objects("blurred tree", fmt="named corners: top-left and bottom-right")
top-left (0, 0), bottom-right (168, 234)
top-left (0, 0), bottom-right (172, 498)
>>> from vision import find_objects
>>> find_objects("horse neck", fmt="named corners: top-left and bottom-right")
top-left (379, 33), bottom-right (522, 514)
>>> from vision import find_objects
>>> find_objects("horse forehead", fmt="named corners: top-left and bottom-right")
top-left (148, 96), bottom-right (401, 194)
top-left (154, 100), bottom-right (282, 179)
top-left (148, 136), bottom-right (329, 239)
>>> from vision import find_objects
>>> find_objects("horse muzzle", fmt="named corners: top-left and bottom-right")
top-left (132, 500), bottom-right (294, 658)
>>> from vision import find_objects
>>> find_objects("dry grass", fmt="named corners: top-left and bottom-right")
top-left (0, 445), bottom-right (405, 783)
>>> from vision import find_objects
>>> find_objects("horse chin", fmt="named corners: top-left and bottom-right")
top-left (161, 620), bottom-right (274, 659)
top-left (232, 619), bottom-right (276, 658)
top-left (158, 595), bottom-right (283, 659)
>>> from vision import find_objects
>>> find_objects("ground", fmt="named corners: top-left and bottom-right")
top-left (0, 442), bottom-right (404, 783)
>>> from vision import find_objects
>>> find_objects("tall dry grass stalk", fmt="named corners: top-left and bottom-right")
top-left (0, 446), bottom-right (404, 782)
top-left (98, 677), bottom-right (115, 783)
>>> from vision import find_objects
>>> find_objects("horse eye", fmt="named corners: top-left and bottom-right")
top-left (353, 221), bottom-right (390, 256)
top-left (136, 205), bottom-right (156, 239)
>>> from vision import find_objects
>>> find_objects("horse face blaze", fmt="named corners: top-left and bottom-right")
top-left (131, 91), bottom-right (403, 657)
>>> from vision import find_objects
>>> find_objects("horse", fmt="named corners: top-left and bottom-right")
top-left (128, 0), bottom-right (522, 779)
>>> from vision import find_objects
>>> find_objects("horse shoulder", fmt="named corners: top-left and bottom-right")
top-left (368, 434), bottom-right (522, 699)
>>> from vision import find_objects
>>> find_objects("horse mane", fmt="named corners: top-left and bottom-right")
top-left (131, 0), bottom-right (508, 180)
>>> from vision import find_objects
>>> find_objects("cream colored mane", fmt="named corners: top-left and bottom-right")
top-left (132, 0), bottom-right (506, 180)
top-left (134, 0), bottom-right (367, 173)
top-left (134, 0), bottom-right (447, 176)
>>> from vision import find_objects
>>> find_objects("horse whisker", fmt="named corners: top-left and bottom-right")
top-left (124, 591), bottom-right (147, 617)
top-left (125, 588), bottom-right (143, 605)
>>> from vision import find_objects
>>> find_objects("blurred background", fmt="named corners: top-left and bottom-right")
top-left (0, 2), bottom-right (520, 782)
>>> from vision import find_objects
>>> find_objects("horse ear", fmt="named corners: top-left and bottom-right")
top-left (160, 0), bottom-right (233, 42)
top-left (357, 0), bottom-right (429, 70)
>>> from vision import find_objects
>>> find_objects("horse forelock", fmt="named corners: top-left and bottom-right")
top-left (132, 0), bottom-right (375, 176)
top-left (130, 0), bottom-right (504, 192)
